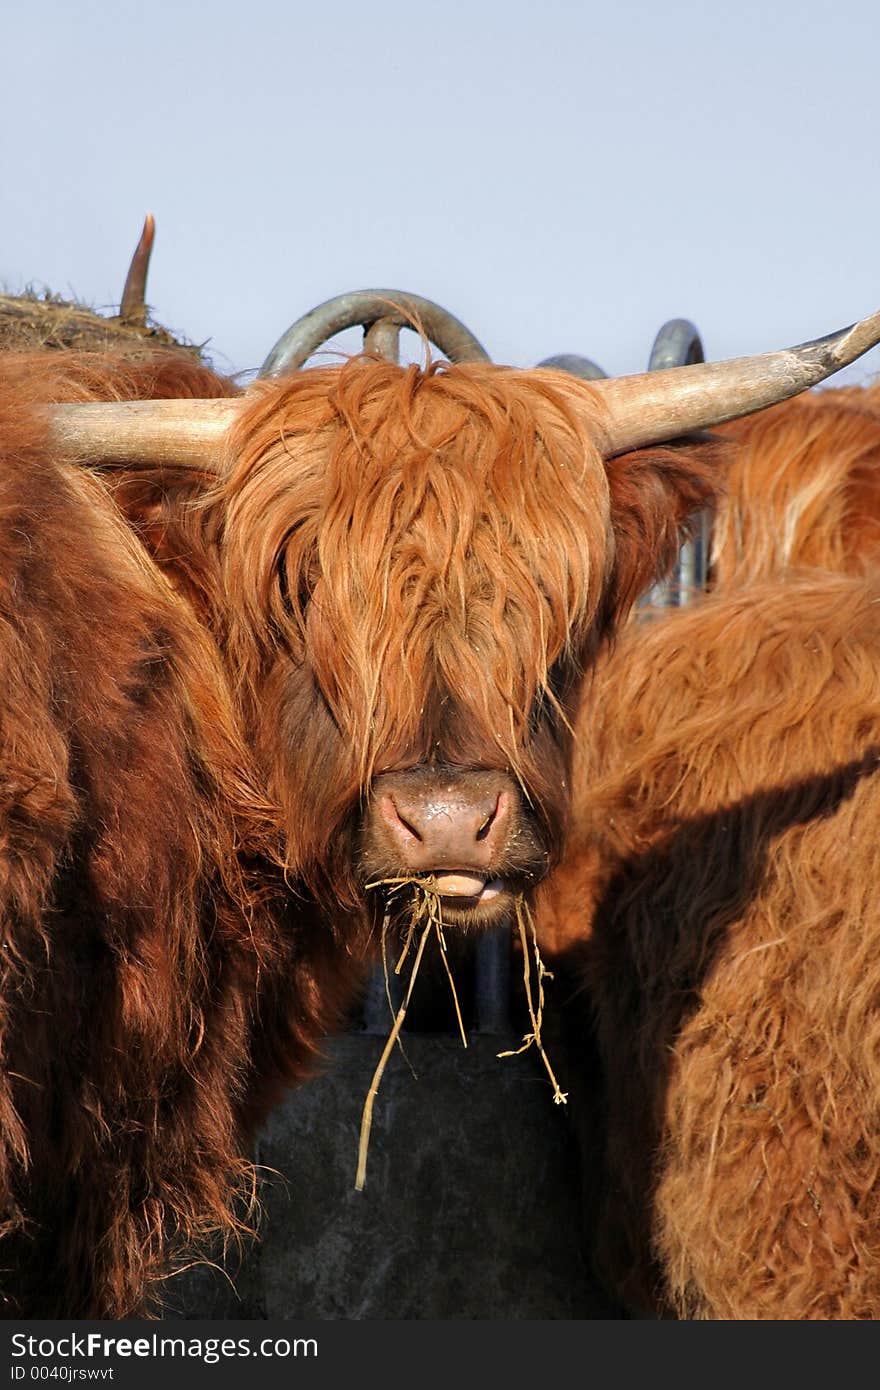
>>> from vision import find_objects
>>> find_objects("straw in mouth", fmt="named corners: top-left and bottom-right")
top-left (355, 878), bottom-right (567, 1193)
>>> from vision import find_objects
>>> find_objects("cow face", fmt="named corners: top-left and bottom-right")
top-left (211, 357), bottom-right (719, 927)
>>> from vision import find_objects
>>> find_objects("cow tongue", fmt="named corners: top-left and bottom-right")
top-left (431, 871), bottom-right (488, 898)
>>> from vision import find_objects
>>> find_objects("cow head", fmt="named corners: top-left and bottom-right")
top-left (209, 361), bottom-right (611, 921)
top-left (204, 358), bottom-right (729, 928)
top-left (46, 303), bottom-right (880, 934)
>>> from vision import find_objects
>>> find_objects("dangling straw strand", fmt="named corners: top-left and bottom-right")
top-left (498, 897), bottom-right (568, 1104)
top-left (355, 912), bottom-right (434, 1191)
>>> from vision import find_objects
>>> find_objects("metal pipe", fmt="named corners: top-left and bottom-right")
top-left (259, 289), bottom-right (490, 377)
top-left (361, 962), bottom-right (406, 1034)
top-left (535, 352), bottom-right (607, 380)
top-left (641, 319), bottom-right (709, 609)
top-left (474, 927), bottom-right (511, 1035)
top-left (362, 315), bottom-right (401, 363)
top-left (647, 318), bottom-right (705, 371)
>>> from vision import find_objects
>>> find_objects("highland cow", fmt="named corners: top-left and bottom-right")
top-left (0, 350), bottom-right (363, 1320)
top-left (3, 295), bottom-right (880, 1318)
top-left (537, 570), bottom-right (880, 1319)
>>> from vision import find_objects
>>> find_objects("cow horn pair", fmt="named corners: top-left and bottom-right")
top-left (46, 292), bottom-right (880, 466)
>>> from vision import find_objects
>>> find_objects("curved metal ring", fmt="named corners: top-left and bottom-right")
top-left (645, 318), bottom-right (710, 610)
top-left (259, 289), bottom-right (491, 377)
top-left (647, 319), bottom-right (705, 371)
top-left (535, 352), bottom-right (608, 380)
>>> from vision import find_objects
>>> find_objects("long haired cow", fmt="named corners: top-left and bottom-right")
top-left (0, 349), bottom-right (362, 1319)
top-left (537, 569), bottom-right (880, 1318)
top-left (3, 280), bottom-right (880, 1316)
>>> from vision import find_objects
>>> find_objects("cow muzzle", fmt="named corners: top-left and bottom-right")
top-left (362, 767), bottom-right (544, 918)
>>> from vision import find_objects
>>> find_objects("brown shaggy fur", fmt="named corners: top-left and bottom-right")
top-left (537, 572), bottom-right (880, 1319)
top-left (0, 346), bottom-right (730, 1316)
top-left (0, 353), bottom-right (362, 1318)
top-left (711, 380), bottom-right (880, 588)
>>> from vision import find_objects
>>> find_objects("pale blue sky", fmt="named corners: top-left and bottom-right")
top-left (3, 0), bottom-right (878, 387)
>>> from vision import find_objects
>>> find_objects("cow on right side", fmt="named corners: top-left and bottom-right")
top-left (711, 377), bottom-right (880, 587)
top-left (535, 365), bottom-right (880, 1319)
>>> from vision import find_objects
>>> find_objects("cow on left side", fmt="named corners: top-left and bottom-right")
top-left (0, 227), bottom-right (362, 1319)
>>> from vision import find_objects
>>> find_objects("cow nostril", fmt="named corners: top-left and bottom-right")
top-left (475, 797), bottom-right (500, 842)
top-left (392, 800), bottom-right (423, 842)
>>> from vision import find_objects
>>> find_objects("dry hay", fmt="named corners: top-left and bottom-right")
top-left (1, 214), bottom-right (210, 361)
top-left (0, 287), bottom-right (206, 358)
top-left (356, 879), bottom-right (567, 1191)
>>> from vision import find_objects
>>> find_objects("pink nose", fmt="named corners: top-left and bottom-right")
top-left (371, 770), bottom-right (515, 872)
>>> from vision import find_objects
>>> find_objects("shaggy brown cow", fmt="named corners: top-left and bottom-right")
top-left (536, 570), bottom-right (880, 1319)
top-left (0, 350), bottom-right (364, 1320)
top-left (710, 379), bottom-right (880, 588)
top-left (3, 297), bottom-right (880, 1318)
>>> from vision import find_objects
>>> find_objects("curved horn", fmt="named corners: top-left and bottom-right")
top-left (647, 319), bottom-right (705, 371)
top-left (42, 308), bottom-right (880, 470)
top-left (259, 289), bottom-right (490, 377)
top-left (591, 308), bottom-right (880, 457)
top-left (46, 398), bottom-right (237, 470)
top-left (118, 213), bottom-right (156, 326)
top-left (536, 352), bottom-right (608, 380)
